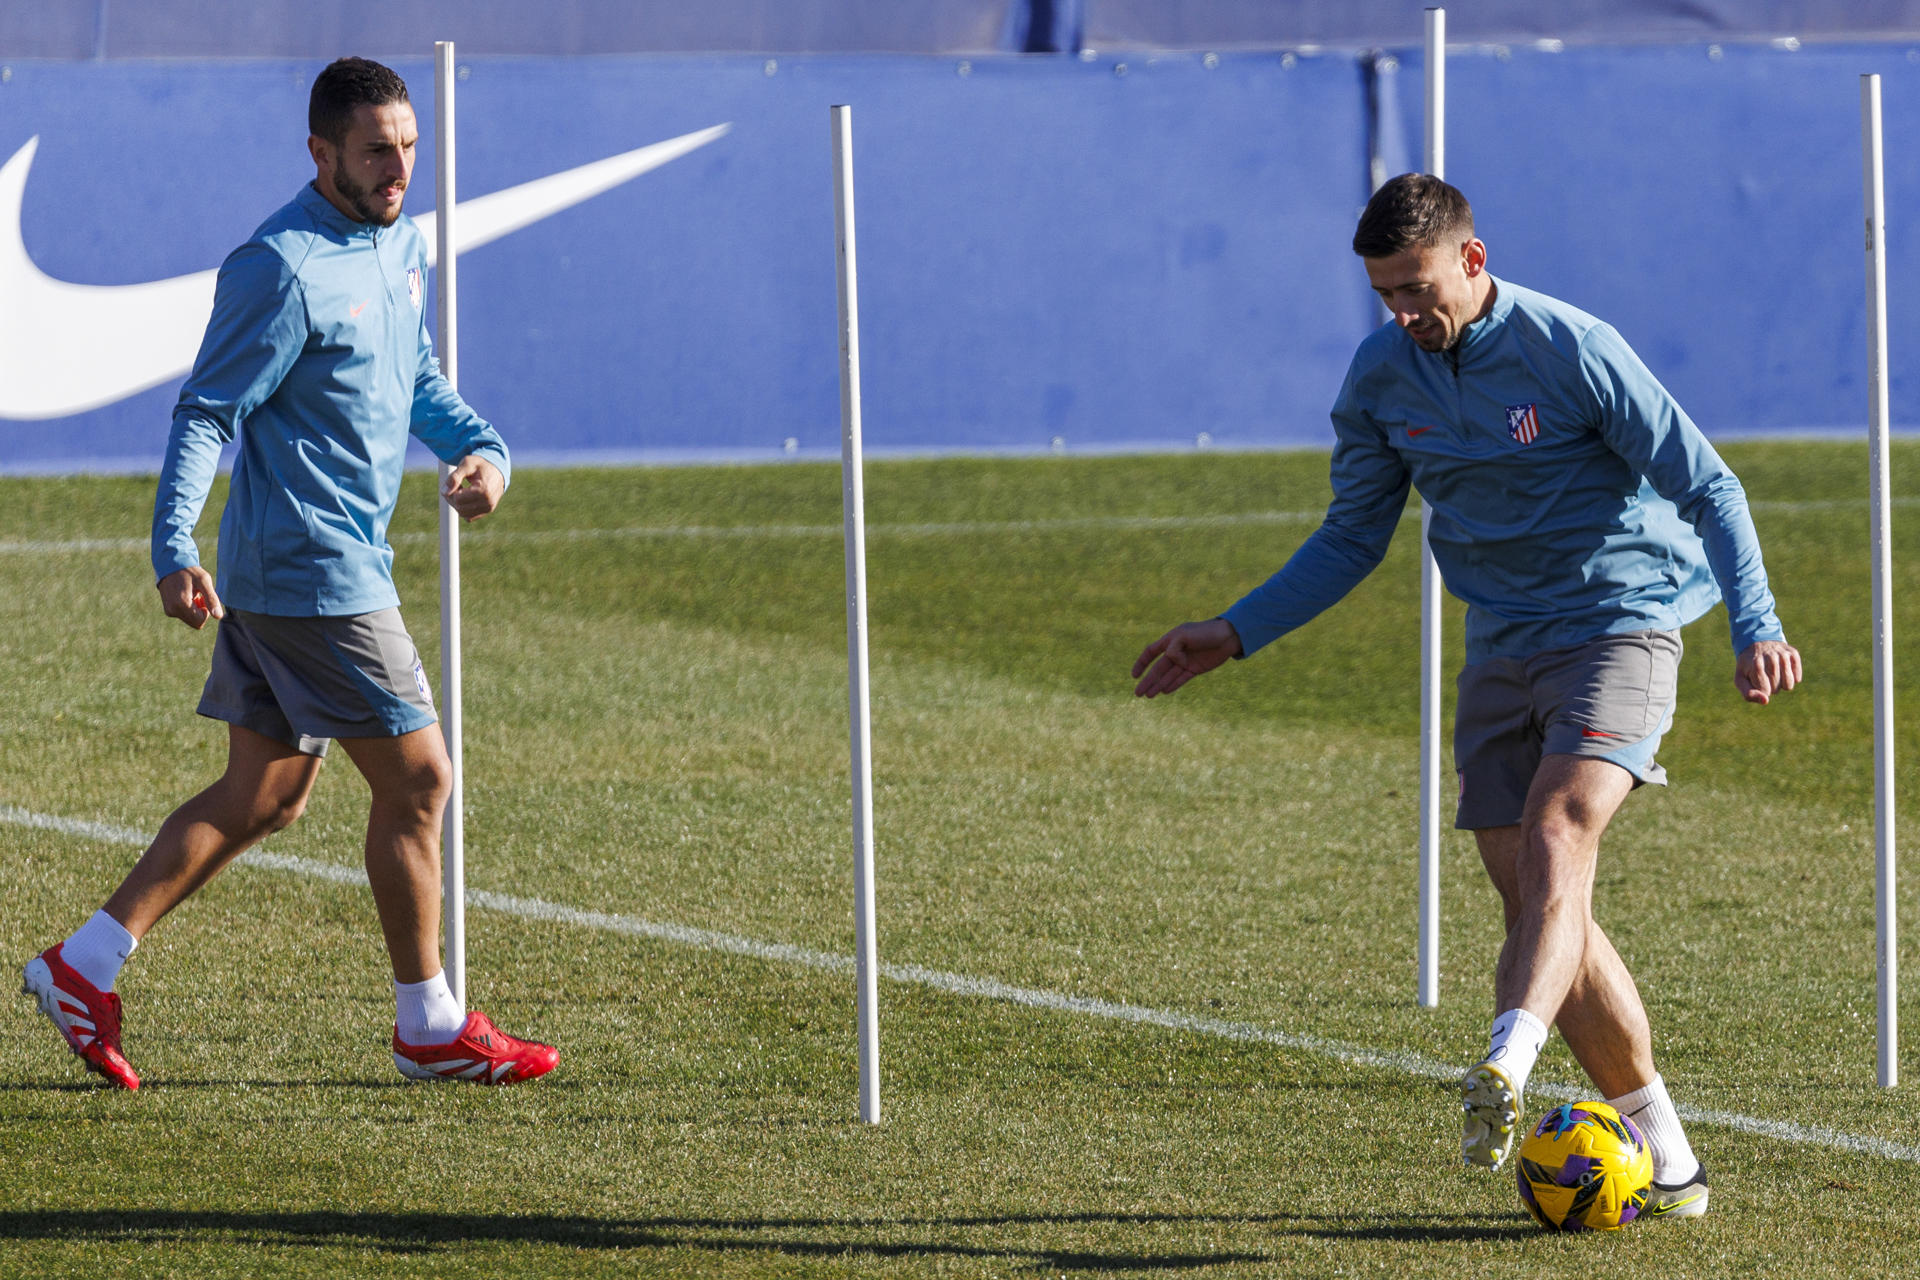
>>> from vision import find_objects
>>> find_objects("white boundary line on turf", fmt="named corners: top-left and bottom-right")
top-left (4, 494), bottom-right (1913, 557)
top-left (389, 510), bottom-right (1337, 544)
top-left (0, 510), bottom-right (1330, 557)
top-left (0, 537), bottom-right (153, 555)
top-left (6, 801), bottom-right (1917, 1164)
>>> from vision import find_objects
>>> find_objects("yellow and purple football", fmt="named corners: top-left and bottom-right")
top-left (1515, 1101), bottom-right (1653, 1231)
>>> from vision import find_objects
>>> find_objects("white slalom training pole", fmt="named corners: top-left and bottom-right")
top-left (831, 103), bottom-right (882, 1125)
top-left (435, 41), bottom-right (467, 1011)
top-left (1861, 73), bottom-right (1896, 1088)
top-left (1416, 6), bottom-right (1445, 1010)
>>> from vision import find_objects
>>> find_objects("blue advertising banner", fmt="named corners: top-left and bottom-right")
top-left (1376, 41), bottom-right (1920, 439)
top-left (11, 0), bottom-right (1919, 59)
top-left (1086, 0), bottom-right (1920, 49)
top-left (3, 41), bottom-right (1918, 472)
top-left (0, 52), bottom-right (1374, 471)
top-left (0, 0), bottom-right (1025, 58)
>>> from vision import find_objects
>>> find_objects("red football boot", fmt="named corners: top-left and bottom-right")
top-left (392, 1010), bottom-right (558, 1085)
top-left (21, 944), bottom-right (140, 1090)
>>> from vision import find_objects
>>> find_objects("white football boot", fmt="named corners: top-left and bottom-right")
top-left (1460, 1059), bottom-right (1521, 1169)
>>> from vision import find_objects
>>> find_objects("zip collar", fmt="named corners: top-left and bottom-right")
top-left (297, 182), bottom-right (385, 238)
top-left (1452, 274), bottom-right (1511, 359)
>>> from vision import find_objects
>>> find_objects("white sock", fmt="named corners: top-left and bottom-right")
top-left (1484, 1007), bottom-right (1550, 1096)
top-left (1608, 1074), bottom-right (1698, 1184)
top-left (62, 910), bottom-right (137, 992)
top-left (394, 970), bottom-right (467, 1046)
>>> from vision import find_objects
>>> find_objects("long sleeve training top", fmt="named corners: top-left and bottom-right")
top-left (1221, 276), bottom-right (1783, 663)
top-left (153, 184), bottom-right (510, 616)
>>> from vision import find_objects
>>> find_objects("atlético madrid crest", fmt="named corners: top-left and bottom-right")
top-left (1505, 402), bottom-right (1540, 444)
top-left (406, 267), bottom-right (423, 311)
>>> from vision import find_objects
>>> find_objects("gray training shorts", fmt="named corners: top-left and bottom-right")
top-left (1452, 629), bottom-right (1683, 830)
top-left (197, 608), bottom-right (438, 757)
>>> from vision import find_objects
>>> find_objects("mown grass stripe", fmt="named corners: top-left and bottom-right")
top-left (0, 511), bottom-right (1328, 558)
top-left (2, 492), bottom-right (1911, 558)
top-left (6, 801), bottom-right (1914, 1164)
top-left (0, 537), bottom-right (149, 555)
top-left (413, 511), bottom-right (1335, 544)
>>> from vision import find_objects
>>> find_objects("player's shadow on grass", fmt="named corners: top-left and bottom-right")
top-left (0, 1079), bottom-right (423, 1093)
top-left (0, 1075), bottom-right (602, 1092)
top-left (0, 1208), bottom-right (1532, 1270)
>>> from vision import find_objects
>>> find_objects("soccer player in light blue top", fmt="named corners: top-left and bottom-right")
top-left (1133, 175), bottom-right (1803, 1219)
top-left (23, 58), bottom-right (557, 1090)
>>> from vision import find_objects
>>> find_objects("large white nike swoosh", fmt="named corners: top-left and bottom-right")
top-left (0, 123), bottom-right (730, 421)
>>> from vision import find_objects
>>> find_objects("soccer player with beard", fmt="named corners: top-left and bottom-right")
top-left (23, 58), bottom-right (557, 1088)
top-left (1131, 174), bottom-right (1802, 1218)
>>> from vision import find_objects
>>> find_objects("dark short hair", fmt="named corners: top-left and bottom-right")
top-left (309, 57), bottom-right (410, 145)
top-left (1352, 173), bottom-right (1475, 258)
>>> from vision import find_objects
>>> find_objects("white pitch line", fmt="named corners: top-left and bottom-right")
top-left (0, 537), bottom-right (146, 555)
top-left (0, 510), bottom-right (1330, 558)
top-left (5, 803), bottom-right (1916, 1163)
top-left (4, 494), bottom-right (1914, 559)
top-left (393, 509), bottom-right (1339, 544)
top-left (0, 537), bottom-right (150, 555)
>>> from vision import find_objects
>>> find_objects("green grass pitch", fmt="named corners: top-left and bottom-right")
top-left (2, 442), bottom-right (1917, 1277)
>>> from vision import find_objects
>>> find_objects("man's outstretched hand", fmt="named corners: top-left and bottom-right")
top-left (1736, 638), bottom-right (1802, 705)
top-left (1131, 618), bottom-right (1243, 698)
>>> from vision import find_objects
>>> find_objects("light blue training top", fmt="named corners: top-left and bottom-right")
top-left (152, 184), bottom-right (510, 617)
top-left (1221, 276), bottom-right (1784, 663)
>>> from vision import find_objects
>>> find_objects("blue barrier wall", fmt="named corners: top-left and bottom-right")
top-left (0, 53), bottom-right (1373, 470)
top-left (13, 0), bottom-right (1920, 57)
top-left (1085, 1), bottom-right (1920, 48)
top-left (1, 43), bottom-right (1918, 471)
top-left (1378, 42), bottom-right (1920, 437)
top-left (1, 1), bottom-right (1025, 57)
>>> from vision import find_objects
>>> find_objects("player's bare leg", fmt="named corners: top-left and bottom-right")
top-left (337, 726), bottom-right (557, 1084)
top-left (23, 725), bottom-right (320, 1088)
top-left (1466, 821), bottom-right (1651, 1090)
top-left (1477, 827), bottom-right (1655, 1093)
top-left (104, 726), bottom-right (323, 937)
top-left (1460, 755), bottom-right (1633, 1166)
top-left (1497, 754), bottom-right (1636, 1030)
top-left (337, 726), bottom-right (451, 984)
top-left (1469, 755), bottom-right (1705, 1210)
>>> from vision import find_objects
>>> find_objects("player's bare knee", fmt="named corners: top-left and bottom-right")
top-left (198, 779), bottom-right (291, 844)
top-left (1522, 805), bottom-right (1599, 865)
top-left (1513, 839), bottom-right (1594, 916)
top-left (262, 792), bottom-right (308, 834)
top-left (417, 750), bottom-right (453, 808)
top-left (382, 752), bottom-right (451, 822)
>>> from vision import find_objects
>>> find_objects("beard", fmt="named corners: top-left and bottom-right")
top-left (331, 157), bottom-right (405, 226)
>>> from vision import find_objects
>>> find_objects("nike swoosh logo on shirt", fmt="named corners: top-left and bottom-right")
top-left (1408, 426), bottom-right (1435, 437)
top-left (1581, 728), bottom-right (1626, 739)
top-left (0, 122), bottom-right (731, 420)
top-left (349, 300), bottom-right (369, 318)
